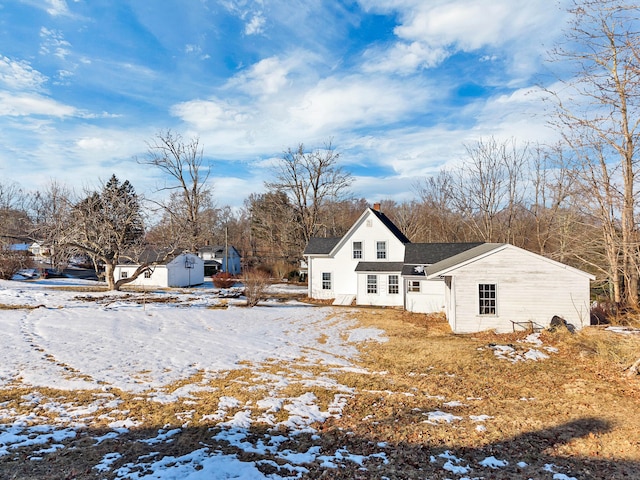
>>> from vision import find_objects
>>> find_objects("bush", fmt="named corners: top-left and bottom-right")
top-left (0, 249), bottom-right (33, 280)
top-left (243, 269), bottom-right (271, 307)
top-left (212, 272), bottom-right (236, 289)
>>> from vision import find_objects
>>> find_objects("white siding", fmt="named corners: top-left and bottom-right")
top-left (404, 278), bottom-right (446, 313)
top-left (445, 247), bottom-right (591, 333)
top-left (114, 254), bottom-right (204, 288)
top-left (308, 209), bottom-right (407, 301)
top-left (356, 273), bottom-right (403, 307)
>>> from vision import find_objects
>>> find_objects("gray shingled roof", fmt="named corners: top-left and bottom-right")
top-left (426, 243), bottom-right (505, 277)
top-left (355, 262), bottom-right (405, 272)
top-left (404, 242), bottom-right (484, 264)
top-left (303, 237), bottom-right (340, 255)
top-left (369, 208), bottom-right (411, 244)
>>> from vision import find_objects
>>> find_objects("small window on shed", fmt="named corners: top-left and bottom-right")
top-left (479, 284), bottom-right (497, 315)
top-left (144, 270), bottom-right (152, 279)
top-left (408, 280), bottom-right (420, 292)
top-left (120, 271), bottom-right (128, 279)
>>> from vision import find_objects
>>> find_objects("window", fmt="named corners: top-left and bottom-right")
top-left (479, 284), bottom-right (497, 315)
top-left (353, 241), bottom-right (362, 259)
top-left (144, 271), bottom-right (152, 279)
top-left (376, 241), bottom-right (387, 259)
top-left (367, 275), bottom-right (377, 294)
top-left (322, 272), bottom-right (332, 290)
top-left (408, 280), bottom-right (420, 293)
top-left (388, 275), bottom-right (399, 294)
top-left (120, 271), bottom-right (128, 279)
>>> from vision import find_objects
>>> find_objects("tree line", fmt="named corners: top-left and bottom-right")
top-left (1, 0), bottom-right (639, 307)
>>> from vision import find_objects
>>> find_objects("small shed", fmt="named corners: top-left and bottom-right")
top-left (426, 243), bottom-right (595, 334)
top-left (114, 252), bottom-right (204, 288)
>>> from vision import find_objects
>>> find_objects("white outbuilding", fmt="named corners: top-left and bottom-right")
top-left (114, 252), bottom-right (204, 288)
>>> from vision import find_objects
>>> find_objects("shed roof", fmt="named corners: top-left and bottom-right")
top-left (425, 243), bottom-right (508, 277)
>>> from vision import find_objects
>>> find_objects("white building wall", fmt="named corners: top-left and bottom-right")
top-left (446, 247), bottom-right (592, 333)
top-left (113, 265), bottom-right (169, 288)
top-left (356, 273), bottom-right (403, 307)
top-left (114, 254), bottom-right (204, 288)
top-left (167, 254), bottom-right (204, 287)
top-left (404, 278), bottom-right (446, 313)
top-left (308, 210), bottom-right (407, 301)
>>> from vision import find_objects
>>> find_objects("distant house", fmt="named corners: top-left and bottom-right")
top-left (304, 204), bottom-right (594, 334)
top-left (197, 245), bottom-right (241, 276)
top-left (114, 252), bottom-right (204, 288)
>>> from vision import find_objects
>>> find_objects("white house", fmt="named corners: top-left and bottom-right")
top-left (114, 252), bottom-right (204, 288)
top-left (197, 245), bottom-right (242, 276)
top-left (304, 205), bottom-right (595, 333)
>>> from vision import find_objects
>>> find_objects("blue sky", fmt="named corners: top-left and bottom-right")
top-left (0, 0), bottom-right (570, 208)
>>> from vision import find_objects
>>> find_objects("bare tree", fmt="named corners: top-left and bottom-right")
top-left (265, 141), bottom-right (352, 249)
top-left (548, 0), bottom-right (640, 305)
top-left (450, 137), bottom-right (529, 243)
top-left (60, 175), bottom-right (148, 290)
top-left (139, 130), bottom-right (213, 251)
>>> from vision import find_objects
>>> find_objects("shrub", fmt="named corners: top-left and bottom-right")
top-left (212, 272), bottom-right (236, 289)
top-left (243, 269), bottom-right (271, 307)
top-left (0, 249), bottom-right (33, 280)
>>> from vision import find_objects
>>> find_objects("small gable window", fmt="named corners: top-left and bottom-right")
top-left (376, 241), bottom-right (387, 259)
top-left (479, 284), bottom-right (497, 315)
top-left (353, 241), bottom-right (362, 259)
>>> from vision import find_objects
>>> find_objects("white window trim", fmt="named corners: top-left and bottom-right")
top-left (478, 283), bottom-right (497, 316)
top-left (322, 272), bottom-right (332, 290)
top-left (352, 241), bottom-right (363, 259)
top-left (388, 275), bottom-right (399, 294)
top-left (376, 241), bottom-right (387, 259)
top-left (367, 274), bottom-right (378, 294)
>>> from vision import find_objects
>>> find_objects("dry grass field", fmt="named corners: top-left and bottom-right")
top-left (1, 301), bottom-right (639, 479)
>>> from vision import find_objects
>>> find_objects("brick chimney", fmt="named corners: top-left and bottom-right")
top-left (373, 202), bottom-right (381, 211)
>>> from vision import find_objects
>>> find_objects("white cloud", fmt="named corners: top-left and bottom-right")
top-left (45, 0), bottom-right (71, 16)
top-left (0, 56), bottom-right (48, 91)
top-left (39, 27), bottom-right (72, 60)
top-left (0, 91), bottom-right (76, 117)
top-left (230, 56), bottom-right (294, 96)
top-left (245, 14), bottom-right (266, 35)
top-left (360, 0), bottom-right (569, 76)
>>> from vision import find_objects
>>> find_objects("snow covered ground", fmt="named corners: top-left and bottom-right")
top-left (0, 279), bottom-right (585, 479)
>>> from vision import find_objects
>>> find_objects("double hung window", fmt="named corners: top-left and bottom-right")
top-left (367, 275), bottom-right (377, 294)
top-left (322, 272), bottom-right (332, 290)
top-left (388, 275), bottom-right (399, 294)
top-left (353, 241), bottom-right (362, 259)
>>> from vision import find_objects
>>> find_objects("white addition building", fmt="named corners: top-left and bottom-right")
top-left (304, 205), bottom-right (594, 333)
top-left (114, 252), bottom-right (204, 288)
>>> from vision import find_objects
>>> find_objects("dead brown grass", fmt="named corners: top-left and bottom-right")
top-left (1, 307), bottom-right (639, 479)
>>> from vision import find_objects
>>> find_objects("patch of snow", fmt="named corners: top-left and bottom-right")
top-left (479, 455), bottom-right (508, 468)
top-left (423, 410), bottom-right (462, 424)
